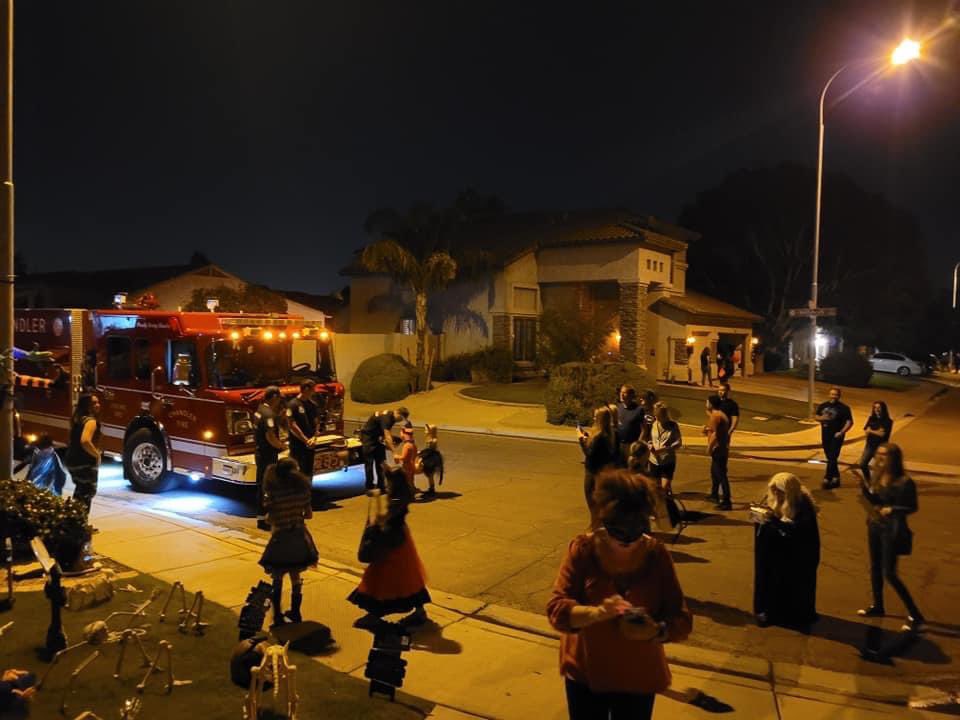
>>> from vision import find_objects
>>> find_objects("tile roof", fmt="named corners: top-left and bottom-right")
top-left (657, 290), bottom-right (763, 322)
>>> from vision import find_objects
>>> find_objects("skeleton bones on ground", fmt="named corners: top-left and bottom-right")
top-left (36, 586), bottom-right (192, 713)
top-left (243, 642), bottom-right (298, 720)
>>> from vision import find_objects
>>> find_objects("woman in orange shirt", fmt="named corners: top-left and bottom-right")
top-left (547, 469), bottom-right (692, 720)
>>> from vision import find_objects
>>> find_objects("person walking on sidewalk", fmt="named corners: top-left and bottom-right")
top-left (857, 443), bottom-right (925, 632)
top-left (547, 469), bottom-right (692, 720)
top-left (699, 346), bottom-right (713, 387)
top-left (579, 406), bottom-right (618, 520)
top-left (360, 407), bottom-right (409, 491)
top-left (815, 387), bottom-right (853, 489)
top-left (647, 402), bottom-right (682, 494)
top-left (350, 466), bottom-right (431, 629)
top-left (65, 394), bottom-right (102, 515)
top-left (703, 395), bottom-right (732, 510)
top-left (254, 386), bottom-right (286, 531)
top-left (259, 458), bottom-right (319, 627)
top-left (859, 401), bottom-right (892, 483)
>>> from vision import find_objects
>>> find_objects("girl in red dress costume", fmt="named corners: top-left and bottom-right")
top-left (349, 466), bottom-right (431, 628)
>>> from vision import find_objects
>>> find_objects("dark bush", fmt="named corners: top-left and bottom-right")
top-left (537, 308), bottom-right (611, 367)
top-left (819, 351), bottom-right (873, 388)
top-left (350, 353), bottom-right (416, 403)
top-left (545, 362), bottom-right (649, 426)
top-left (763, 349), bottom-right (786, 372)
top-left (433, 352), bottom-right (474, 382)
top-left (470, 347), bottom-right (514, 384)
top-left (0, 479), bottom-right (90, 570)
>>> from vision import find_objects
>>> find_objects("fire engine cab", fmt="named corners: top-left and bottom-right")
top-left (13, 306), bottom-right (360, 492)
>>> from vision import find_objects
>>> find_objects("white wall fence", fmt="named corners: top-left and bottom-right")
top-left (333, 333), bottom-right (420, 389)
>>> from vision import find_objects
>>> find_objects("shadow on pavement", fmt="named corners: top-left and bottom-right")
top-left (410, 621), bottom-right (464, 655)
top-left (653, 533), bottom-right (706, 546)
top-left (415, 490), bottom-right (463, 503)
top-left (685, 511), bottom-right (753, 528)
top-left (668, 550), bottom-right (710, 564)
top-left (687, 597), bottom-right (754, 628)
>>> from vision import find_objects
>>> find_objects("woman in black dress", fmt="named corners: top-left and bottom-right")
top-left (857, 443), bottom-right (925, 632)
top-left (753, 472), bottom-right (820, 629)
top-left (259, 458), bottom-right (319, 627)
top-left (859, 401), bottom-right (892, 483)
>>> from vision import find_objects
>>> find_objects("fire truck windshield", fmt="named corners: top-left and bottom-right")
top-left (206, 339), bottom-right (290, 389)
top-left (206, 337), bottom-right (335, 389)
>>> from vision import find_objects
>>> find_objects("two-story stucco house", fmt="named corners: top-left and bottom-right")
top-left (342, 209), bottom-right (761, 382)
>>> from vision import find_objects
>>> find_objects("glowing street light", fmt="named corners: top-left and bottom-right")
top-left (891, 38), bottom-right (921, 65)
top-left (806, 38), bottom-right (921, 417)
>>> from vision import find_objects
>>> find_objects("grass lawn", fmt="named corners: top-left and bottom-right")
top-left (772, 369), bottom-right (921, 392)
top-left (462, 379), bottom-right (808, 434)
top-left (0, 573), bottom-right (431, 720)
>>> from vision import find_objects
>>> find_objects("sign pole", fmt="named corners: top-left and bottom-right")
top-left (0, 0), bottom-right (14, 482)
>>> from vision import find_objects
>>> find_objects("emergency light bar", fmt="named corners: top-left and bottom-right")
top-left (219, 316), bottom-right (327, 329)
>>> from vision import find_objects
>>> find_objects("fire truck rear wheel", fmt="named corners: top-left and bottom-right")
top-left (124, 429), bottom-right (174, 493)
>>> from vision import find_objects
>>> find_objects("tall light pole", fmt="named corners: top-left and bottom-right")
top-left (951, 262), bottom-right (960, 374)
top-left (0, 0), bottom-right (13, 482)
top-left (807, 38), bottom-right (921, 418)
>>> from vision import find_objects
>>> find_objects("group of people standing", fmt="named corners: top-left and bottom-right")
top-left (699, 345), bottom-right (742, 387)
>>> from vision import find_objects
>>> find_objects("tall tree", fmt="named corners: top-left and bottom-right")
top-left (679, 164), bottom-right (930, 351)
top-left (182, 284), bottom-right (287, 313)
top-left (361, 190), bottom-right (504, 390)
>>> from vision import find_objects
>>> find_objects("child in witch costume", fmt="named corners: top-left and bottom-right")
top-left (259, 458), bottom-right (319, 627)
top-left (395, 425), bottom-right (419, 496)
top-left (349, 466), bottom-right (431, 628)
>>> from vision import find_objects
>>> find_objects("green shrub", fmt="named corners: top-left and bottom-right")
top-left (471, 347), bottom-right (514, 383)
top-left (350, 353), bottom-right (416, 403)
top-left (433, 352), bottom-right (474, 382)
top-left (0, 479), bottom-right (90, 569)
top-left (545, 362), bottom-right (649, 426)
top-left (820, 351), bottom-right (873, 388)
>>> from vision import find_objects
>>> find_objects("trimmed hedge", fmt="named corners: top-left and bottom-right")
top-left (434, 347), bottom-right (514, 384)
top-left (545, 361), bottom-right (649, 426)
top-left (350, 353), bottom-right (416, 403)
top-left (820, 351), bottom-right (873, 388)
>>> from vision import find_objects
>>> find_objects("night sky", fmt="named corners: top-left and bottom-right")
top-left (12, 1), bottom-right (960, 294)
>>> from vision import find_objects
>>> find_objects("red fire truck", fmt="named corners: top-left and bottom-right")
top-left (13, 306), bottom-right (359, 492)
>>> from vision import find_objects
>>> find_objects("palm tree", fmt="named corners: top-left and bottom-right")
top-left (361, 234), bottom-right (457, 391)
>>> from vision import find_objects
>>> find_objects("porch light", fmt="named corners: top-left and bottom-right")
top-left (230, 331), bottom-right (241, 341)
top-left (279, 331), bottom-right (287, 339)
top-left (686, 336), bottom-right (696, 345)
top-left (263, 330), bottom-right (274, 341)
top-left (292, 331), bottom-right (301, 339)
top-left (751, 337), bottom-right (759, 346)
top-left (319, 330), bottom-right (330, 342)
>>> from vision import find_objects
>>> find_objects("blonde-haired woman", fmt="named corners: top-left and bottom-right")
top-left (578, 406), bottom-right (618, 520)
top-left (753, 472), bottom-right (820, 629)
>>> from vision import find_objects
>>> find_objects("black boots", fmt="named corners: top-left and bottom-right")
top-left (286, 584), bottom-right (303, 624)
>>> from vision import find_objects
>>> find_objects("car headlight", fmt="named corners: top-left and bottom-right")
top-left (227, 408), bottom-right (254, 435)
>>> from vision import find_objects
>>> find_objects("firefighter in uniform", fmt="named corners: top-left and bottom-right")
top-left (254, 386), bottom-right (286, 531)
top-left (286, 380), bottom-right (319, 477)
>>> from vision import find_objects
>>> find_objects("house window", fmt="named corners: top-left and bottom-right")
top-left (106, 336), bottom-right (131, 380)
top-left (399, 318), bottom-right (415, 335)
top-left (646, 259), bottom-right (651, 269)
top-left (659, 261), bottom-right (664, 272)
top-left (513, 286), bottom-right (538, 313)
top-left (134, 338), bottom-right (152, 381)
top-left (513, 317), bottom-right (537, 363)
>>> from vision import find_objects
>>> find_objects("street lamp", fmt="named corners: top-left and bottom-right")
top-left (807, 39), bottom-right (921, 417)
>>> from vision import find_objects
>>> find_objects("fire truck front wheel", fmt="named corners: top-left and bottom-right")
top-left (124, 429), bottom-right (175, 493)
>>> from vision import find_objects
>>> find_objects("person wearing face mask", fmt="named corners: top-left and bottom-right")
top-left (547, 469), bottom-right (692, 720)
top-left (859, 401), bottom-right (892, 484)
top-left (814, 387), bottom-right (853, 489)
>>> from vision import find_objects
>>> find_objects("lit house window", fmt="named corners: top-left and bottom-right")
top-left (399, 318), bottom-right (415, 335)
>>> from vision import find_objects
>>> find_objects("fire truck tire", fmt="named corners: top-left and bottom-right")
top-left (124, 429), bottom-right (175, 493)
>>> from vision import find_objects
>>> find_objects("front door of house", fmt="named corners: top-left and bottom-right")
top-left (513, 317), bottom-right (537, 362)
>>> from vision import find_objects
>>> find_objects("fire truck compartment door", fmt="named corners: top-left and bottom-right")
top-left (212, 455), bottom-right (258, 484)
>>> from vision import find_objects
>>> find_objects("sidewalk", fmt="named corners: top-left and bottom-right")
top-left (345, 376), bottom-right (945, 459)
top-left (88, 495), bottom-right (949, 719)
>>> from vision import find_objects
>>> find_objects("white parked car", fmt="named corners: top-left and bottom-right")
top-left (869, 352), bottom-right (925, 377)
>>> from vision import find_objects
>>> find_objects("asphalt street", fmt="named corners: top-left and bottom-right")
top-left (94, 419), bottom-right (960, 688)
top-left (892, 387), bottom-right (960, 467)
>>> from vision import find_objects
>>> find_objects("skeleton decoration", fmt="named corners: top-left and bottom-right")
top-left (72, 696), bottom-right (142, 720)
top-left (159, 581), bottom-right (210, 635)
top-left (36, 585), bottom-right (192, 713)
top-left (243, 642), bottom-right (298, 720)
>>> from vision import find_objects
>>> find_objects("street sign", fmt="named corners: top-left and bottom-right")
top-left (789, 307), bottom-right (837, 318)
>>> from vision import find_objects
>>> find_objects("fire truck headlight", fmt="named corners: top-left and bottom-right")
top-left (25, 433), bottom-right (38, 444)
top-left (188, 472), bottom-right (202, 483)
top-left (202, 430), bottom-right (214, 441)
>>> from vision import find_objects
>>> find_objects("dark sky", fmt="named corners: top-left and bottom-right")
top-left (13, 1), bottom-right (960, 294)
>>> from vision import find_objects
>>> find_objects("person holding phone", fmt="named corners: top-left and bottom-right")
top-left (547, 469), bottom-right (692, 720)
